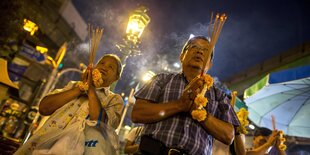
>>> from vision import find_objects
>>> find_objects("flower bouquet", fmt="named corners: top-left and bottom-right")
top-left (191, 74), bottom-right (213, 121)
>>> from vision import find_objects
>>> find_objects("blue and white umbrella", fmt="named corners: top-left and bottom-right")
top-left (245, 65), bottom-right (310, 138)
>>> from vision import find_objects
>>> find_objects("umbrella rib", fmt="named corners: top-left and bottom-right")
top-left (284, 83), bottom-right (310, 93)
top-left (287, 94), bottom-right (310, 126)
top-left (260, 87), bottom-right (310, 117)
top-left (250, 86), bottom-right (308, 103)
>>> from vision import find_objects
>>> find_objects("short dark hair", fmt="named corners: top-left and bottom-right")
top-left (254, 127), bottom-right (272, 137)
top-left (181, 35), bottom-right (214, 61)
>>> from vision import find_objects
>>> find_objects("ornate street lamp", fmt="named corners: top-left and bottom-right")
top-left (116, 6), bottom-right (150, 64)
top-left (126, 6), bottom-right (150, 44)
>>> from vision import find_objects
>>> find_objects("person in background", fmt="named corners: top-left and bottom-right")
top-left (232, 127), bottom-right (286, 155)
top-left (124, 126), bottom-right (144, 155)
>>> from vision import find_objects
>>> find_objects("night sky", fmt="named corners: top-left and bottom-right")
top-left (72, 0), bottom-right (310, 95)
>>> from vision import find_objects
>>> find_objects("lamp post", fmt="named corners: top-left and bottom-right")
top-left (116, 70), bottom-right (155, 134)
top-left (116, 6), bottom-right (150, 65)
top-left (115, 6), bottom-right (150, 135)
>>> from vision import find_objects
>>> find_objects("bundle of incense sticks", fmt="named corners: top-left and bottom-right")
top-left (184, 13), bottom-right (227, 90)
top-left (88, 25), bottom-right (104, 65)
top-left (271, 115), bottom-right (276, 130)
top-left (201, 13), bottom-right (227, 75)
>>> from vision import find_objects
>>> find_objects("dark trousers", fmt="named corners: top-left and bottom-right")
top-left (138, 135), bottom-right (189, 155)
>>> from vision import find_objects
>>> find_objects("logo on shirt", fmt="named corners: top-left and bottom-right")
top-left (85, 140), bottom-right (98, 147)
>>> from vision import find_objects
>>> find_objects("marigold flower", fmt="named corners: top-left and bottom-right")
top-left (194, 94), bottom-right (208, 107)
top-left (202, 74), bottom-right (214, 89)
top-left (191, 109), bottom-right (207, 122)
top-left (236, 108), bottom-right (249, 134)
top-left (190, 74), bottom-right (213, 121)
top-left (280, 138), bottom-right (286, 142)
top-left (279, 144), bottom-right (287, 151)
top-left (77, 81), bottom-right (89, 91)
top-left (279, 130), bottom-right (284, 135)
top-left (278, 130), bottom-right (287, 150)
top-left (92, 69), bottom-right (103, 87)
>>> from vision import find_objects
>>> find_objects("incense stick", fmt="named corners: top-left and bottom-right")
top-left (271, 115), bottom-right (276, 130)
top-left (201, 13), bottom-right (227, 76)
top-left (88, 25), bottom-right (104, 66)
top-left (184, 13), bottom-right (227, 91)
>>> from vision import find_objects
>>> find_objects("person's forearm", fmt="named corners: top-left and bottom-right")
top-left (39, 87), bottom-right (81, 115)
top-left (200, 114), bottom-right (235, 145)
top-left (278, 150), bottom-right (286, 155)
top-left (246, 142), bottom-right (272, 155)
top-left (234, 134), bottom-right (246, 155)
top-left (124, 144), bottom-right (139, 154)
top-left (88, 88), bottom-right (107, 121)
top-left (131, 99), bottom-right (183, 123)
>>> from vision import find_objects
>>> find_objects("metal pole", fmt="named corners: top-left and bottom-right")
top-left (49, 68), bottom-right (83, 92)
top-left (116, 88), bottom-right (135, 134)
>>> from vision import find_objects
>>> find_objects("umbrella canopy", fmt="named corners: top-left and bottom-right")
top-left (244, 65), bottom-right (310, 138)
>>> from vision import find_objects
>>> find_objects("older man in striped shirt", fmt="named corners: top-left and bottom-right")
top-left (132, 36), bottom-right (240, 155)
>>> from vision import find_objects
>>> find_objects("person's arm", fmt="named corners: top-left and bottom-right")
top-left (246, 142), bottom-right (272, 155)
top-left (246, 130), bottom-right (279, 155)
top-left (88, 85), bottom-right (105, 121)
top-left (196, 92), bottom-right (238, 145)
top-left (132, 76), bottom-right (203, 123)
top-left (39, 86), bottom-right (82, 116)
top-left (124, 140), bottom-right (139, 154)
top-left (234, 134), bottom-right (246, 155)
top-left (200, 114), bottom-right (235, 145)
top-left (132, 98), bottom-right (186, 123)
top-left (102, 95), bottom-right (124, 129)
top-left (86, 68), bottom-right (108, 121)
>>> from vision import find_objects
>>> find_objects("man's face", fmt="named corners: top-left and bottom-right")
top-left (180, 39), bottom-right (212, 73)
top-left (95, 56), bottom-right (118, 86)
top-left (253, 135), bottom-right (268, 148)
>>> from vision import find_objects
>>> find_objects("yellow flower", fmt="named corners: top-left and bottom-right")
top-left (194, 94), bottom-right (208, 107)
top-left (190, 74), bottom-right (213, 121)
top-left (236, 108), bottom-right (249, 134)
top-left (279, 144), bottom-right (287, 151)
top-left (202, 74), bottom-right (213, 89)
top-left (93, 78), bottom-right (103, 88)
top-left (279, 130), bottom-right (284, 135)
top-left (77, 81), bottom-right (89, 91)
top-left (278, 130), bottom-right (287, 151)
top-left (92, 69), bottom-right (103, 87)
top-left (191, 109), bottom-right (207, 122)
top-left (280, 138), bottom-right (286, 142)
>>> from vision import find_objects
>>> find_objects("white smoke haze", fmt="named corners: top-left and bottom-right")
top-left (71, 0), bottom-right (308, 93)
top-left (69, 0), bottom-right (229, 84)
top-left (75, 42), bottom-right (89, 54)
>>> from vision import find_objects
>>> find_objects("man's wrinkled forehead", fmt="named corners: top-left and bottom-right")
top-left (189, 39), bottom-right (210, 46)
